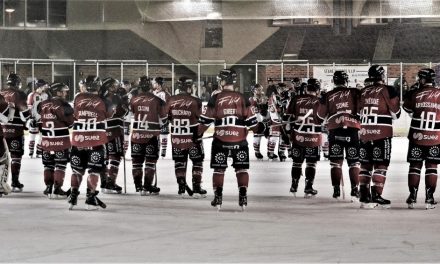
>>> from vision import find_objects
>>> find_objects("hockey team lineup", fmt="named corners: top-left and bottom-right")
top-left (0, 65), bottom-right (438, 212)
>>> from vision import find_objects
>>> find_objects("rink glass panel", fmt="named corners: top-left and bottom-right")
top-left (173, 64), bottom-right (198, 96)
top-left (148, 64), bottom-right (173, 94)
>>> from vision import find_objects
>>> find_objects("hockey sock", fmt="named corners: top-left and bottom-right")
top-left (175, 161), bottom-right (187, 179)
top-left (108, 155), bottom-right (121, 182)
top-left (132, 157), bottom-right (144, 186)
top-left (43, 166), bottom-right (55, 186)
top-left (408, 164), bottom-right (421, 191)
top-left (54, 164), bottom-right (67, 188)
top-left (213, 169), bottom-right (225, 189)
top-left (330, 161), bottom-right (343, 186)
top-left (348, 162), bottom-right (360, 188)
top-left (36, 143), bottom-right (42, 156)
top-left (291, 162), bottom-right (302, 180)
top-left (192, 161), bottom-right (203, 184)
top-left (11, 157), bottom-right (21, 183)
top-left (253, 136), bottom-right (262, 153)
top-left (372, 166), bottom-right (388, 195)
top-left (144, 160), bottom-right (157, 186)
top-left (71, 169), bottom-right (84, 189)
top-left (279, 138), bottom-right (288, 153)
top-left (425, 165), bottom-right (438, 193)
top-left (87, 172), bottom-right (100, 192)
top-left (305, 162), bottom-right (316, 182)
top-left (267, 136), bottom-right (277, 155)
top-left (359, 169), bottom-right (372, 187)
top-left (160, 134), bottom-right (168, 155)
top-left (28, 140), bottom-right (35, 155)
top-left (235, 169), bottom-right (249, 188)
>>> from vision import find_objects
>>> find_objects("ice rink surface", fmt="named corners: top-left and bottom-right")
top-left (2, 135), bottom-right (440, 263)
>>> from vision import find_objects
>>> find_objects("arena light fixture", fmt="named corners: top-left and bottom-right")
top-left (5, 8), bottom-right (15, 13)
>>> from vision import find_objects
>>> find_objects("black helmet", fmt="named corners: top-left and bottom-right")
top-left (101, 77), bottom-right (119, 92)
top-left (292, 77), bottom-right (301, 86)
top-left (251, 83), bottom-right (263, 94)
top-left (368, 65), bottom-right (385, 81)
top-left (153, 76), bottom-right (164, 86)
top-left (418, 68), bottom-right (436, 83)
top-left (49, 82), bottom-right (69, 97)
top-left (177, 76), bottom-right (193, 93)
top-left (364, 77), bottom-right (374, 87)
top-left (333, 71), bottom-right (348, 85)
top-left (84, 75), bottom-right (102, 92)
top-left (35, 79), bottom-right (47, 88)
top-left (307, 78), bottom-right (321, 92)
top-left (6, 73), bottom-right (21, 88)
top-left (138, 75), bottom-right (151, 92)
top-left (217, 69), bottom-right (237, 85)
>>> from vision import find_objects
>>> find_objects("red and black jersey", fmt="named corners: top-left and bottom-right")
top-left (0, 94), bottom-right (10, 137)
top-left (166, 94), bottom-right (202, 150)
top-left (0, 88), bottom-right (30, 138)
top-left (72, 93), bottom-right (112, 148)
top-left (39, 97), bottom-right (74, 151)
top-left (199, 90), bottom-right (257, 144)
top-left (359, 84), bottom-right (401, 142)
top-left (403, 85), bottom-right (440, 146)
top-left (317, 86), bottom-right (360, 131)
top-left (105, 92), bottom-right (129, 141)
top-left (130, 92), bottom-right (167, 144)
top-left (286, 94), bottom-right (322, 147)
top-left (249, 95), bottom-right (270, 123)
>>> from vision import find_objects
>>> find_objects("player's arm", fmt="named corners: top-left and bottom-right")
top-left (385, 85), bottom-right (401, 119)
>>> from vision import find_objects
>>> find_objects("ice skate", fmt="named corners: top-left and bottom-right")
top-left (359, 185), bottom-right (374, 209)
top-left (289, 178), bottom-right (299, 197)
top-left (43, 184), bottom-right (53, 199)
top-left (304, 180), bottom-right (317, 198)
top-left (371, 188), bottom-right (391, 209)
top-left (255, 152), bottom-right (264, 160)
top-left (161, 151), bottom-right (166, 158)
top-left (68, 189), bottom-right (80, 210)
top-left (278, 152), bottom-right (287, 162)
top-left (425, 188), bottom-right (437, 210)
top-left (287, 149), bottom-right (292, 159)
top-left (85, 189), bottom-right (106, 210)
top-left (239, 187), bottom-right (247, 211)
top-left (211, 187), bottom-right (223, 211)
top-left (350, 186), bottom-right (360, 203)
top-left (11, 181), bottom-right (24, 193)
top-left (177, 178), bottom-right (193, 197)
top-left (100, 178), bottom-right (107, 193)
top-left (105, 181), bottom-right (122, 194)
top-left (406, 187), bottom-right (418, 209)
top-left (143, 185), bottom-right (160, 196)
top-left (53, 187), bottom-right (70, 199)
top-left (267, 152), bottom-right (278, 161)
top-left (332, 185), bottom-right (341, 200)
top-left (192, 183), bottom-right (207, 198)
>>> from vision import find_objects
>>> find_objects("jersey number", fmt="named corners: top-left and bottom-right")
top-left (77, 118), bottom-right (97, 130)
top-left (172, 119), bottom-right (191, 135)
top-left (361, 106), bottom-right (378, 125)
top-left (420, 111), bottom-right (436, 130)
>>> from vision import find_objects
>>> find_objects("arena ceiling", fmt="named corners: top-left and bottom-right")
top-left (134, 0), bottom-right (440, 22)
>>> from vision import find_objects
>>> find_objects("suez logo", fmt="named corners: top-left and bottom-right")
top-left (132, 132), bottom-right (154, 140)
top-left (215, 130), bottom-right (239, 137)
top-left (413, 132), bottom-right (439, 141)
top-left (73, 134), bottom-right (101, 142)
top-left (41, 140), bottom-right (64, 147)
top-left (171, 138), bottom-right (192, 144)
top-left (295, 135), bottom-right (318, 143)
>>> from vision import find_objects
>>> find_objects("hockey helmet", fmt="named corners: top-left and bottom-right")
top-left (101, 77), bottom-right (120, 93)
top-left (291, 77), bottom-right (301, 87)
top-left (153, 76), bottom-right (164, 86)
top-left (252, 83), bottom-right (263, 95)
top-left (49, 82), bottom-right (69, 97)
top-left (177, 76), bottom-right (193, 93)
top-left (306, 78), bottom-right (321, 92)
top-left (418, 68), bottom-right (436, 83)
top-left (6, 72), bottom-right (21, 88)
top-left (35, 79), bottom-right (47, 88)
top-left (84, 75), bottom-right (102, 93)
top-left (217, 69), bottom-right (237, 85)
top-left (364, 77), bottom-right (374, 87)
top-left (333, 71), bottom-right (349, 85)
top-left (368, 65), bottom-right (385, 81)
top-left (138, 75), bottom-right (151, 92)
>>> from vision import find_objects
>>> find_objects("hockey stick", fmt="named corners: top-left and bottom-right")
top-left (297, 109), bottom-right (314, 132)
top-left (341, 175), bottom-right (346, 200)
top-left (270, 109), bottom-right (314, 128)
top-left (153, 163), bottom-right (157, 188)
top-left (122, 138), bottom-right (127, 194)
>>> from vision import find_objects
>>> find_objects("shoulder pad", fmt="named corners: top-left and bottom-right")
top-left (207, 94), bottom-right (218, 107)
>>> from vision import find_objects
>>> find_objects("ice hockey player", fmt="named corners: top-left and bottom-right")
top-left (358, 65), bottom-right (401, 208)
top-left (265, 78), bottom-right (277, 97)
top-left (267, 83), bottom-right (289, 161)
top-left (120, 80), bottom-right (132, 155)
top-left (0, 93), bottom-right (12, 197)
top-left (285, 78), bottom-right (322, 197)
top-left (198, 69), bottom-right (258, 211)
top-left (27, 79), bottom-right (49, 158)
top-left (130, 76), bottom-right (167, 195)
top-left (403, 68), bottom-right (439, 209)
top-left (100, 77), bottom-right (128, 194)
top-left (38, 82), bottom-right (74, 199)
top-left (152, 77), bottom-right (171, 158)
top-left (68, 75), bottom-right (111, 210)
top-left (249, 83), bottom-right (270, 160)
top-left (317, 71), bottom-right (361, 201)
top-left (165, 76), bottom-right (207, 198)
top-left (0, 73), bottom-right (30, 192)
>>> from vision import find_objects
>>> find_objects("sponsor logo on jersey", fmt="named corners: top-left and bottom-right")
top-left (172, 138), bottom-right (192, 144)
top-left (413, 132), bottom-right (438, 141)
top-left (133, 96), bottom-right (154, 104)
top-left (77, 98), bottom-right (101, 108)
top-left (215, 129), bottom-right (239, 137)
top-left (361, 87), bottom-right (383, 96)
top-left (132, 132), bottom-right (154, 140)
top-left (218, 96), bottom-right (241, 106)
top-left (360, 128), bottom-right (381, 135)
top-left (74, 134), bottom-right (100, 142)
